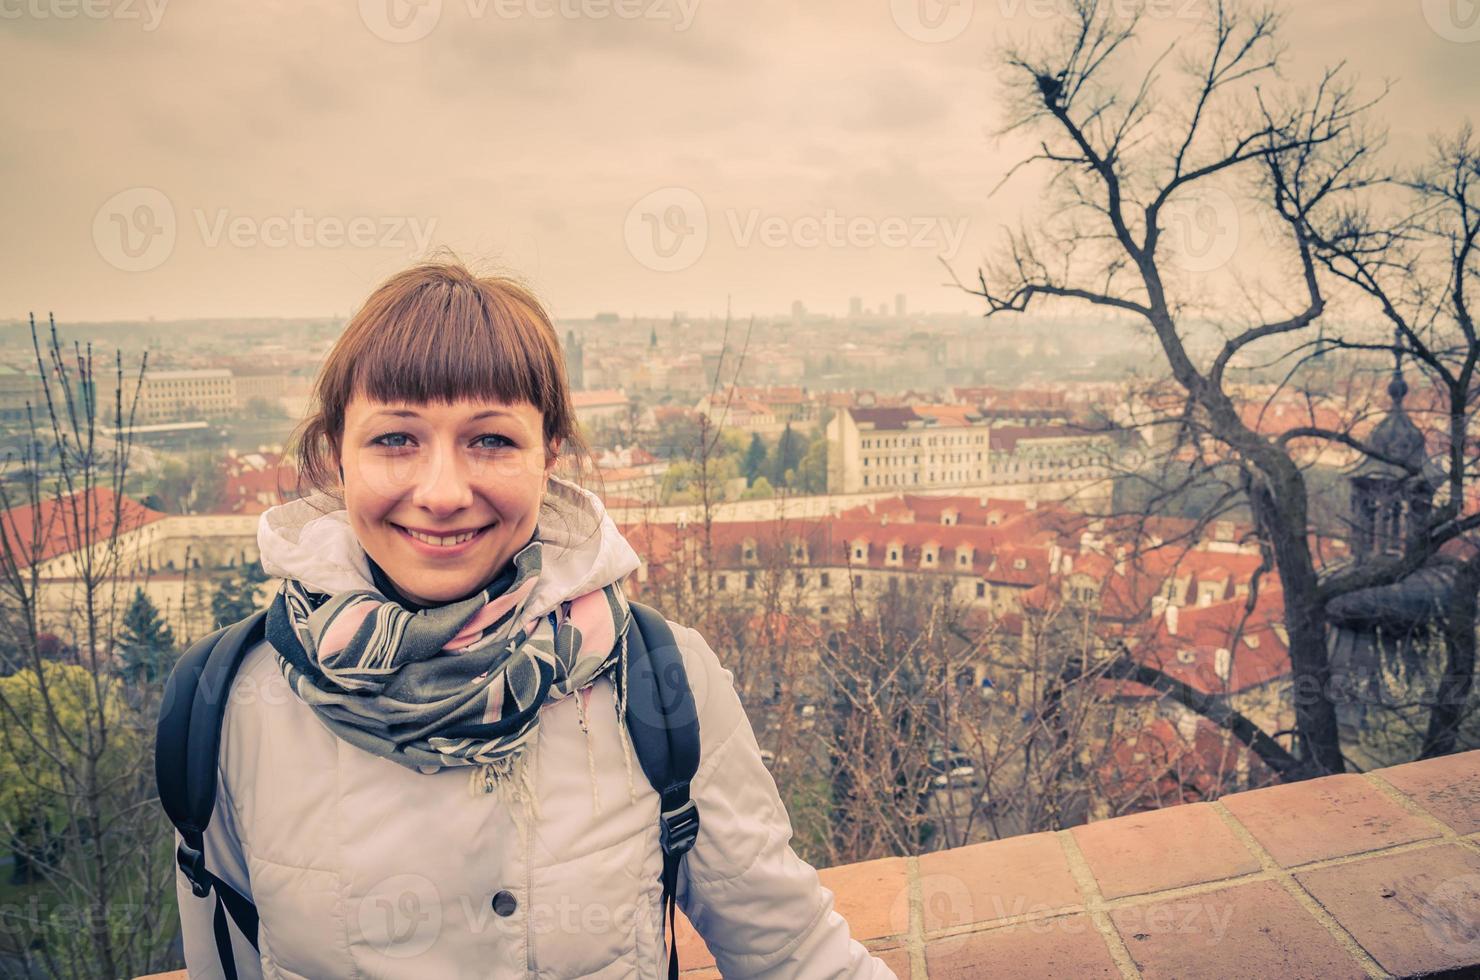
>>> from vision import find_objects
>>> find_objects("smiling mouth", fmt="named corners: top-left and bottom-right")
top-left (392, 523), bottom-right (495, 548)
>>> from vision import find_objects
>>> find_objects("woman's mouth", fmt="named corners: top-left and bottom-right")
top-left (392, 522), bottom-right (495, 557)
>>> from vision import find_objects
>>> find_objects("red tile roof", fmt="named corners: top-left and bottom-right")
top-left (1133, 593), bottom-right (1291, 696)
top-left (0, 487), bottom-right (168, 569)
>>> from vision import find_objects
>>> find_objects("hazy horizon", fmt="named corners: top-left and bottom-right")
top-left (5, 0), bottom-right (1477, 322)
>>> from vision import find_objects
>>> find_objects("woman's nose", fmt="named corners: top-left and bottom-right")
top-left (411, 445), bottom-right (475, 512)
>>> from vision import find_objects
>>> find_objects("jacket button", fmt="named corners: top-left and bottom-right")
top-left (491, 890), bottom-right (518, 917)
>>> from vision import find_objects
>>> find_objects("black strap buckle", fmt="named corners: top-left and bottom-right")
top-left (178, 839), bottom-right (211, 898)
top-left (659, 798), bottom-right (700, 857)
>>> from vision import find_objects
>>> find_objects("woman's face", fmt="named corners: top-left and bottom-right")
top-left (337, 394), bottom-right (556, 606)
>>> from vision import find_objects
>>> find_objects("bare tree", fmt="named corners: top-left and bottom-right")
top-left (0, 316), bottom-right (185, 979)
top-left (957, 0), bottom-right (1478, 776)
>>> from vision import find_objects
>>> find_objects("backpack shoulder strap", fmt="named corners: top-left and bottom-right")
top-left (620, 601), bottom-right (701, 980)
top-left (155, 608), bottom-right (269, 980)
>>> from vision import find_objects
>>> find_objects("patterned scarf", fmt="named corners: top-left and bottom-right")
top-left (265, 528), bottom-right (633, 799)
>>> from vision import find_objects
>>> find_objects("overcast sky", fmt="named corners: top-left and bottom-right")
top-left (3, 0), bottom-right (1476, 322)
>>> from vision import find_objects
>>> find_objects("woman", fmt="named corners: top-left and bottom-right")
top-left (174, 260), bottom-right (897, 979)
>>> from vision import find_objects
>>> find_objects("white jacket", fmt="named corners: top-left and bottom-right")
top-left (174, 477), bottom-right (897, 979)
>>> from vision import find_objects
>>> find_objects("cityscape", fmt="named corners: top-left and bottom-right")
top-left (3, 0), bottom-right (1478, 978)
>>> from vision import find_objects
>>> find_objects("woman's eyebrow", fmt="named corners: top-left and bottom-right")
top-left (368, 408), bottom-right (517, 422)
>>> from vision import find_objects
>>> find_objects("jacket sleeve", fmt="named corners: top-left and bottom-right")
top-left (671, 622), bottom-right (899, 980)
top-left (173, 763), bottom-right (263, 980)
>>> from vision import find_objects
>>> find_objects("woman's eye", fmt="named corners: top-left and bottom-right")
top-left (372, 433), bottom-right (411, 449)
top-left (476, 434), bottom-right (513, 450)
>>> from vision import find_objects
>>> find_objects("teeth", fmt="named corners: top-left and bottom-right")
top-left (405, 527), bottom-right (481, 547)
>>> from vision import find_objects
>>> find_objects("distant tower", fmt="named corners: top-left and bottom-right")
top-left (895, 293), bottom-right (906, 317)
top-left (565, 329), bottom-right (585, 390)
top-left (849, 296), bottom-right (863, 318)
top-left (1349, 351), bottom-right (1436, 558)
top-left (651, 321), bottom-right (660, 349)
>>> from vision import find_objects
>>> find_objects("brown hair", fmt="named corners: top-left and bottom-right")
top-left (288, 257), bottom-right (593, 506)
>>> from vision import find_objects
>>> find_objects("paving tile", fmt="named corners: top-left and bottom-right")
top-left (1296, 843), bottom-right (1480, 978)
top-left (818, 855), bottom-right (911, 941)
top-left (924, 916), bottom-right (1121, 979)
top-left (1219, 773), bottom-right (1437, 866)
top-left (1110, 879), bottom-right (1364, 980)
top-left (917, 831), bottom-right (1084, 932)
top-left (1071, 802), bottom-right (1260, 898)
top-left (1376, 753), bottom-right (1480, 835)
top-left (872, 944), bottom-right (911, 978)
top-left (673, 909), bottom-right (714, 970)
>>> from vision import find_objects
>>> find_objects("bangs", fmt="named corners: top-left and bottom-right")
top-left (345, 273), bottom-right (563, 422)
top-left (288, 258), bottom-right (595, 506)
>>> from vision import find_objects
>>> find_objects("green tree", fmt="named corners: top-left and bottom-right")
top-left (116, 587), bottom-right (177, 685)
top-left (742, 475), bottom-right (775, 500)
top-left (796, 437), bottom-right (829, 494)
top-left (139, 450), bottom-right (226, 514)
top-left (211, 560), bottom-right (270, 628)
top-left (772, 422), bottom-right (803, 487)
top-left (742, 433), bottom-right (768, 487)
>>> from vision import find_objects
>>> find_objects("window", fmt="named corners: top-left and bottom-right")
top-left (976, 582), bottom-right (986, 598)
top-left (820, 572), bottom-right (830, 588)
top-left (717, 574), bottom-right (728, 590)
top-left (853, 574), bottom-right (863, 588)
top-left (745, 572), bottom-right (755, 590)
top-left (794, 572), bottom-right (805, 587)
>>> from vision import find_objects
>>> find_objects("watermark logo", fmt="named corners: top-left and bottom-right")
top-left (192, 208), bottom-right (437, 251)
top-left (726, 208), bottom-right (969, 257)
top-left (92, 189), bottom-right (438, 271)
top-left (357, 874), bottom-right (443, 957)
top-left (1421, 0), bottom-right (1480, 43)
top-left (360, 0), bottom-right (698, 41)
top-left (625, 187), bottom-right (708, 272)
top-left (1421, 873), bottom-right (1480, 958)
top-left (624, 187), bottom-right (970, 272)
top-left (893, 872), bottom-right (975, 932)
top-left (0, 0), bottom-right (169, 30)
top-left (359, 0), bottom-right (443, 42)
top-left (890, 0), bottom-right (973, 43)
top-left (93, 187), bottom-right (176, 273)
top-left (1161, 186), bottom-right (1240, 273)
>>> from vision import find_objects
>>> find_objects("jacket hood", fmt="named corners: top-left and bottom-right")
top-left (255, 474), bottom-right (642, 619)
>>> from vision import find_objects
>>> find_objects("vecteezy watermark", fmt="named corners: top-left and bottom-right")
top-left (1112, 898), bottom-right (1236, 945)
top-left (890, 0), bottom-right (974, 43)
top-left (1421, 0), bottom-right (1480, 43)
top-left (1420, 872), bottom-right (1480, 959)
top-left (92, 187), bottom-right (176, 273)
top-left (358, 874), bottom-right (444, 957)
top-left (623, 186), bottom-right (970, 272)
top-left (1159, 185), bottom-right (1240, 274)
top-left (0, 0), bottom-right (168, 30)
top-left (358, 0), bottom-right (698, 43)
top-left (92, 188), bottom-right (439, 272)
top-left (623, 187), bottom-right (708, 273)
